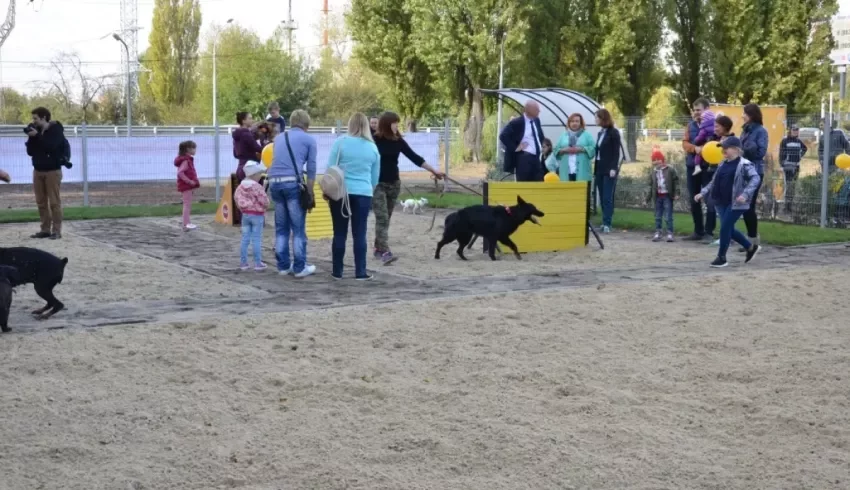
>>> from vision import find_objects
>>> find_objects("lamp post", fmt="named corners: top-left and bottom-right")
top-left (495, 32), bottom-right (506, 165)
top-left (112, 33), bottom-right (131, 137)
top-left (212, 19), bottom-right (234, 127)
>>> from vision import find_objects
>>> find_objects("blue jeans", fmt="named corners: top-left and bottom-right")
top-left (270, 182), bottom-right (307, 273)
top-left (595, 174), bottom-right (616, 227)
top-left (240, 214), bottom-right (265, 265)
top-left (329, 194), bottom-right (372, 278)
top-left (715, 204), bottom-right (752, 259)
top-left (654, 195), bottom-right (673, 233)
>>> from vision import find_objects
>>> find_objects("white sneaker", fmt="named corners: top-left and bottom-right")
top-left (693, 166), bottom-right (702, 176)
top-left (183, 223), bottom-right (197, 231)
top-left (278, 266), bottom-right (293, 276)
top-left (294, 264), bottom-right (316, 278)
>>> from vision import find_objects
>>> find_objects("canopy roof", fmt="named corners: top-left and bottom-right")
top-left (481, 88), bottom-right (630, 161)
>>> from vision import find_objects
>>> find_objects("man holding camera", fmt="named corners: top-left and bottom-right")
top-left (25, 107), bottom-right (69, 240)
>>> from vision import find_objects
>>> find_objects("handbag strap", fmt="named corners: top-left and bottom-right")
top-left (284, 132), bottom-right (302, 183)
top-left (334, 137), bottom-right (351, 219)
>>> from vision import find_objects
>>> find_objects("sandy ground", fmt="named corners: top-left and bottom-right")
top-left (1, 212), bottom-right (849, 489)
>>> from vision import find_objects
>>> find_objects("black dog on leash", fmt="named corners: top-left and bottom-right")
top-left (0, 265), bottom-right (20, 333)
top-left (435, 196), bottom-right (544, 261)
top-left (0, 247), bottom-right (68, 323)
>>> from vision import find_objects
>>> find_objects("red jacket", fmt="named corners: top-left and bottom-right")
top-left (175, 155), bottom-right (200, 193)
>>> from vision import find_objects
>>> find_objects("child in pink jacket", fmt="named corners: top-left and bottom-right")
top-left (234, 161), bottom-right (270, 271)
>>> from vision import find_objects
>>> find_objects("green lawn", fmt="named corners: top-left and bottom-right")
top-left (597, 208), bottom-right (850, 247)
top-left (2, 194), bottom-right (848, 246)
top-left (0, 202), bottom-right (220, 224)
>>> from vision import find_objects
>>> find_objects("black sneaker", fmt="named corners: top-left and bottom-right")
top-left (49, 233), bottom-right (62, 240)
top-left (683, 233), bottom-right (704, 241)
top-left (355, 274), bottom-right (374, 281)
top-left (30, 232), bottom-right (51, 239)
top-left (745, 244), bottom-right (761, 264)
top-left (710, 257), bottom-right (728, 268)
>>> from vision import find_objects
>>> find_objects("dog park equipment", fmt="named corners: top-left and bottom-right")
top-left (483, 181), bottom-right (590, 253)
top-left (214, 174), bottom-right (333, 240)
top-left (837, 153), bottom-right (850, 170)
top-left (261, 144), bottom-right (274, 168)
top-left (543, 172), bottom-right (560, 183)
top-left (701, 142), bottom-right (723, 165)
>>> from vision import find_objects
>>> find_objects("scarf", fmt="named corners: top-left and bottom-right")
top-left (568, 129), bottom-right (582, 147)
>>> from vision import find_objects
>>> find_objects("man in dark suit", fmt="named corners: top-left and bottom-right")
top-left (499, 101), bottom-right (546, 181)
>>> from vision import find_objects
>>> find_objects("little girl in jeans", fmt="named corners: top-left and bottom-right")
top-left (234, 161), bottom-right (269, 271)
top-left (174, 140), bottom-right (199, 231)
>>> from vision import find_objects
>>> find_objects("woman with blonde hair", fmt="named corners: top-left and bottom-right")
top-left (324, 112), bottom-right (381, 280)
top-left (547, 113), bottom-right (596, 182)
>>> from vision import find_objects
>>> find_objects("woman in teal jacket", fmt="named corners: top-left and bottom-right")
top-left (546, 113), bottom-right (596, 181)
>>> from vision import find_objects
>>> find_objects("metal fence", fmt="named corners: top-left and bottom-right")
top-left (4, 115), bottom-right (849, 228)
top-left (1, 123), bottom-right (452, 209)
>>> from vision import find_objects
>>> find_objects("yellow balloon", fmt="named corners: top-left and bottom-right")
top-left (701, 142), bottom-right (723, 165)
top-left (836, 153), bottom-right (850, 170)
top-left (543, 172), bottom-right (560, 183)
top-left (261, 144), bottom-right (274, 168)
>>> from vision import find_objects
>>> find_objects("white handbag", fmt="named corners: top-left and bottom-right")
top-left (320, 144), bottom-right (351, 217)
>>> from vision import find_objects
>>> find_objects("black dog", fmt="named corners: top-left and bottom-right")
top-left (435, 195), bottom-right (544, 261)
top-left (0, 247), bottom-right (68, 321)
top-left (0, 265), bottom-right (20, 333)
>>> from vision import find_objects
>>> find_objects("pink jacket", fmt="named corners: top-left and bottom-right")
top-left (234, 180), bottom-right (269, 216)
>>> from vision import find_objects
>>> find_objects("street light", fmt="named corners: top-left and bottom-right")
top-left (112, 33), bottom-right (132, 137)
top-left (212, 19), bottom-right (234, 127)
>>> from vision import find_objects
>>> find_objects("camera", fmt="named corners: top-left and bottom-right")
top-left (23, 123), bottom-right (36, 135)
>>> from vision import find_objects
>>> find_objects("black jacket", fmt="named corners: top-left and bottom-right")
top-left (25, 122), bottom-right (66, 172)
top-left (594, 126), bottom-right (622, 176)
top-left (817, 129), bottom-right (850, 169)
top-left (498, 116), bottom-right (545, 173)
top-left (779, 136), bottom-right (808, 165)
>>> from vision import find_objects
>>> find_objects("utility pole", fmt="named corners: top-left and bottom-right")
top-left (321, 0), bottom-right (329, 48)
top-left (282, 0), bottom-right (297, 56)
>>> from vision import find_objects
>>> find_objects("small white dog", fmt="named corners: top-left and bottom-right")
top-left (400, 197), bottom-right (429, 214)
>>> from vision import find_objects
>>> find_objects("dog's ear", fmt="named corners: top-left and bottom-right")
top-left (517, 195), bottom-right (526, 205)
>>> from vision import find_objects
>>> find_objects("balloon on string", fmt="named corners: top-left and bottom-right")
top-left (836, 153), bottom-right (850, 170)
top-left (701, 142), bottom-right (723, 165)
top-left (261, 144), bottom-right (274, 168)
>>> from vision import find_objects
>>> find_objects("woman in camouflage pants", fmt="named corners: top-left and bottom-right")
top-left (372, 112), bottom-right (445, 264)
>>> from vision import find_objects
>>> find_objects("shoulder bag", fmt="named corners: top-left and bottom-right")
top-left (320, 141), bottom-right (351, 217)
top-left (284, 132), bottom-right (316, 211)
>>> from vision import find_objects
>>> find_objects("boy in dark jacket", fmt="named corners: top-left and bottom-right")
top-left (779, 125), bottom-right (808, 211)
top-left (25, 107), bottom-right (66, 240)
top-left (647, 150), bottom-right (679, 242)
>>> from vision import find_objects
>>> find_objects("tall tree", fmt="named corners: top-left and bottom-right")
top-left (193, 24), bottom-right (314, 125)
top-left (43, 52), bottom-right (105, 123)
top-left (140, 0), bottom-right (202, 107)
top-left (765, 0), bottom-right (837, 113)
top-left (665, 0), bottom-right (705, 112)
top-left (407, 0), bottom-right (525, 161)
top-left (348, 0), bottom-right (434, 128)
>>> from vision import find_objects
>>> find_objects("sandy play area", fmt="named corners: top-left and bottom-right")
top-left (1, 210), bottom-right (849, 490)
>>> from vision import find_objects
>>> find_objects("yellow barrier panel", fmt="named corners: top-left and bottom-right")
top-left (215, 175), bottom-right (334, 240)
top-left (484, 181), bottom-right (590, 253)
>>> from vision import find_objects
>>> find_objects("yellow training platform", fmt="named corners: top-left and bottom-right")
top-left (215, 174), bottom-right (333, 240)
top-left (483, 181), bottom-right (590, 253)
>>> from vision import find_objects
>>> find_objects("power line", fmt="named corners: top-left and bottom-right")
top-left (0, 41), bottom-right (347, 66)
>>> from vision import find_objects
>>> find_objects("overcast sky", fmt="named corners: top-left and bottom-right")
top-left (2, 0), bottom-right (347, 94)
top-left (2, 0), bottom-right (850, 96)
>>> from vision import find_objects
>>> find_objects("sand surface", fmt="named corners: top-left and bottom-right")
top-left (1, 212), bottom-right (849, 489)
